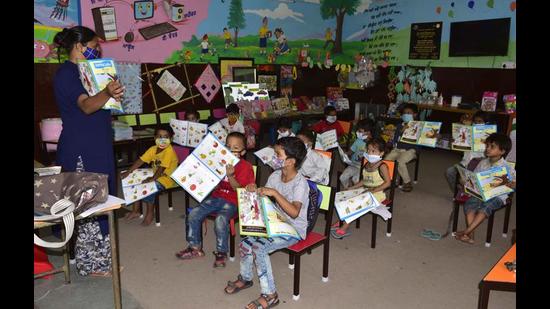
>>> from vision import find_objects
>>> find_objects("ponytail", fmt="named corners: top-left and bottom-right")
top-left (52, 26), bottom-right (98, 61)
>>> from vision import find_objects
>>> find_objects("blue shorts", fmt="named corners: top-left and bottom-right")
top-left (259, 37), bottom-right (267, 48)
top-left (141, 182), bottom-right (165, 204)
top-left (201, 48), bottom-right (208, 54)
top-left (463, 196), bottom-right (504, 217)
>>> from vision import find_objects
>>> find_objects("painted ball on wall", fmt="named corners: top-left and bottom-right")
top-left (468, 1), bottom-right (475, 9)
top-left (486, 0), bottom-right (494, 9)
top-left (510, 1), bottom-right (516, 11)
top-left (448, 10), bottom-right (454, 18)
top-left (436, 6), bottom-right (441, 14)
top-left (451, 2), bottom-right (455, 8)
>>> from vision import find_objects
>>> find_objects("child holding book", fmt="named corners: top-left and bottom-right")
top-left (385, 103), bottom-right (420, 192)
top-left (445, 111), bottom-right (488, 193)
top-left (455, 133), bottom-right (515, 244)
top-left (175, 132), bottom-right (255, 267)
top-left (220, 103), bottom-right (245, 134)
top-left (121, 124), bottom-right (179, 226)
top-left (311, 105), bottom-right (345, 138)
top-left (276, 118), bottom-right (295, 140)
top-left (296, 129), bottom-right (330, 185)
top-left (224, 137), bottom-right (309, 309)
top-left (185, 108), bottom-right (200, 123)
top-left (331, 138), bottom-right (391, 239)
top-left (339, 119), bottom-right (374, 188)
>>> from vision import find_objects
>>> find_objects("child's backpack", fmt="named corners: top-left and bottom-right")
top-left (306, 180), bottom-right (323, 235)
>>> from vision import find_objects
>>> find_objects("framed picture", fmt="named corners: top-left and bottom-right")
top-left (218, 57), bottom-right (254, 84)
top-left (257, 74), bottom-right (278, 93)
top-left (232, 67), bottom-right (257, 83)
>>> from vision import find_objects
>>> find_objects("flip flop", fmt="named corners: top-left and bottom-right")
top-left (421, 230), bottom-right (442, 241)
top-left (456, 233), bottom-right (475, 244)
top-left (331, 229), bottom-right (351, 239)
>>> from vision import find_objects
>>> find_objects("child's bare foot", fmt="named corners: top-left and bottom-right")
top-left (141, 216), bottom-right (154, 226)
top-left (125, 212), bottom-right (140, 221)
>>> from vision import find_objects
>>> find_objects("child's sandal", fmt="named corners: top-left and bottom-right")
top-left (224, 275), bottom-right (253, 294)
top-left (246, 293), bottom-right (279, 309)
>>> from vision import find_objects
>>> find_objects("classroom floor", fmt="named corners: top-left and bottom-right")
top-left (34, 148), bottom-right (516, 309)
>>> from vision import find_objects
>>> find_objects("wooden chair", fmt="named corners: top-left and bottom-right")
top-left (282, 184), bottom-right (335, 300)
top-left (451, 158), bottom-right (515, 247)
top-left (336, 159), bottom-right (398, 248)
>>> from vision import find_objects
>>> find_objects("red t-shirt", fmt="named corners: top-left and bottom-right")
top-left (210, 159), bottom-right (255, 205)
top-left (311, 120), bottom-right (344, 138)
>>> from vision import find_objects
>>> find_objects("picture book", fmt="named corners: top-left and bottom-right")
top-left (170, 133), bottom-right (240, 202)
top-left (254, 146), bottom-right (277, 168)
top-left (452, 124), bottom-right (497, 152)
top-left (222, 82), bottom-right (270, 106)
top-left (326, 86), bottom-right (344, 106)
top-left (169, 119), bottom-right (208, 148)
top-left (311, 96), bottom-right (327, 110)
top-left (336, 98), bottom-right (350, 111)
top-left (337, 146), bottom-right (361, 168)
top-left (334, 189), bottom-right (382, 224)
top-left (157, 70), bottom-right (186, 101)
top-left (314, 129), bottom-right (339, 151)
top-left (480, 91), bottom-right (498, 112)
top-left (237, 189), bottom-right (300, 239)
top-left (77, 58), bottom-right (123, 113)
top-left (399, 121), bottom-right (442, 147)
top-left (503, 94), bottom-right (516, 114)
top-left (208, 121), bottom-right (228, 144)
top-left (271, 97), bottom-right (290, 111)
top-left (121, 168), bottom-right (159, 204)
top-left (457, 165), bottom-right (514, 202)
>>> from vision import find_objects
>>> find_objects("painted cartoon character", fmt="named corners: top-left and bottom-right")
top-left (323, 27), bottom-right (335, 50)
top-left (258, 16), bottom-right (270, 55)
top-left (223, 27), bottom-right (232, 50)
top-left (199, 34), bottom-right (210, 61)
top-left (50, 0), bottom-right (70, 21)
top-left (274, 28), bottom-right (290, 55)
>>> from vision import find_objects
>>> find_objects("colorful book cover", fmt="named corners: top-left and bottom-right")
top-left (169, 119), bottom-right (208, 148)
top-left (222, 82), bottom-right (269, 107)
top-left (336, 98), bottom-right (350, 111)
top-left (326, 87), bottom-right (344, 104)
top-left (254, 146), bottom-right (277, 168)
top-left (314, 129), bottom-right (338, 151)
top-left (472, 124), bottom-right (497, 152)
top-left (481, 91), bottom-right (498, 112)
top-left (77, 58), bottom-right (123, 112)
top-left (170, 133), bottom-right (240, 202)
top-left (237, 189), bottom-right (300, 239)
top-left (400, 121), bottom-right (441, 147)
top-left (208, 121), bottom-right (228, 144)
top-left (399, 121), bottom-right (423, 144)
top-left (334, 189), bottom-right (382, 224)
top-left (121, 168), bottom-right (159, 204)
top-left (451, 123), bottom-right (473, 151)
top-left (457, 165), bottom-right (513, 202)
top-left (503, 94), bottom-right (516, 114)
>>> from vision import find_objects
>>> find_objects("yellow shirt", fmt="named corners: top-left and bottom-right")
top-left (325, 30), bottom-right (332, 40)
top-left (259, 26), bottom-right (268, 38)
top-left (362, 166), bottom-right (386, 203)
top-left (139, 144), bottom-right (178, 189)
top-left (223, 31), bottom-right (231, 39)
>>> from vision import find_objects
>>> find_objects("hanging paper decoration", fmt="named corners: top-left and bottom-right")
top-left (194, 64), bottom-right (221, 104)
top-left (157, 70), bottom-right (187, 102)
top-left (112, 62), bottom-right (143, 115)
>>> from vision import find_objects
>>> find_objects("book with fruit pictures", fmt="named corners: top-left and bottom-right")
top-left (399, 121), bottom-right (442, 147)
top-left (169, 118), bottom-right (208, 148)
top-left (314, 129), bottom-right (339, 150)
top-left (170, 133), bottom-right (240, 203)
top-left (208, 121), bottom-right (228, 143)
top-left (254, 146), bottom-right (277, 168)
top-left (451, 124), bottom-right (497, 152)
top-left (121, 168), bottom-right (159, 204)
top-left (237, 189), bottom-right (300, 239)
top-left (334, 188), bottom-right (382, 224)
top-left (77, 58), bottom-right (123, 112)
top-left (457, 165), bottom-right (514, 202)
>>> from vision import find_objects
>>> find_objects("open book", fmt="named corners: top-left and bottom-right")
top-left (314, 129), bottom-right (339, 151)
top-left (254, 146), bottom-right (277, 169)
top-left (452, 124), bottom-right (497, 152)
top-left (337, 146), bottom-right (361, 168)
top-left (399, 121), bottom-right (442, 147)
top-left (237, 189), bottom-right (300, 239)
top-left (121, 168), bottom-right (159, 204)
top-left (457, 165), bottom-right (513, 202)
top-left (335, 189), bottom-right (382, 224)
top-left (170, 133), bottom-right (240, 202)
top-left (77, 58), bottom-right (123, 113)
top-left (208, 121), bottom-right (228, 143)
top-left (169, 119), bottom-right (208, 148)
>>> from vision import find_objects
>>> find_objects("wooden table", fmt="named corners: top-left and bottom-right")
top-left (34, 203), bottom-right (123, 309)
top-left (477, 244), bottom-right (516, 309)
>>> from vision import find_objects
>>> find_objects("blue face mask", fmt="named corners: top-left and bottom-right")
top-left (401, 114), bottom-right (413, 123)
top-left (82, 47), bottom-right (100, 60)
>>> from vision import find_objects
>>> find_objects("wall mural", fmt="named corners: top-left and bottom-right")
top-left (38, 0), bottom-right (515, 68)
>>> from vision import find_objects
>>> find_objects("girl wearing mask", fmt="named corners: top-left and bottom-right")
top-left (220, 103), bottom-right (245, 134)
top-left (339, 119), bottom-right (374, 188)
top-left (121, 125), bottom-right (179, 226)
top-left (331, 138), bottom-right (391, 239)
top-left (296, 129), bottom-right (330, 185)
top-left (311, 105), bottom-right (345, 138)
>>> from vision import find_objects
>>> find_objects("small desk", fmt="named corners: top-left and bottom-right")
top-left (477, 244), bottom-right (516, 309)
top-left (34, 203), bottom-right (123, 309)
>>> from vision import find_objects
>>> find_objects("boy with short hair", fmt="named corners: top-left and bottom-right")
top-left (455, 133), bottom-right (516, 244)
top-left (339, 119), bottom-right (374, 188)
top-left (385, 103), bottom-right (419, 192)
top-left (311, 105), bottom-right (345, 138)
top-left (175, 132), bottom-right (255, 267)
top-left (276, 118), bottom-right (295, 140)
top-left (220, 103), bottom-right (245, 134)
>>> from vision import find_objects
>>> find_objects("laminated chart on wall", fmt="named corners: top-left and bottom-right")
top-left (194, 64), bottom-right (221, 103)
top-left (112, 62), bottom-right (143, 115)
top-left (157, 70), bottom-right (187, 101)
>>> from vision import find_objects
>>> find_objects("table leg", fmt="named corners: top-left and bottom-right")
top-left (477, 281), bottom-right (490, 309)
top-left (109, 210), bottom-right (122, 309)
top-left (61, 228), bottom-right (71, 284)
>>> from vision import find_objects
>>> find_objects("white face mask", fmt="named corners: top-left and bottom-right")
top-left (356, 132), bottom-right (368, 140)
top-left (278, 130), bottom-right (291, 138)
top-left (364, 153), bottom-right (382, 163)
top-left (326, 116), bottom-right (337, 123)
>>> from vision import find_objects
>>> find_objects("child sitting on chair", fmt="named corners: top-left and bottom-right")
top-left (311, 105), bottom-right (345, 138)
top-left (224, 137), bottom-right (309, 309)
top-left (296, 129), bottom-right (330, 185)
top-left (339, 119), bottom-right (374, 188)
top-left (455, 133), bottom-right (515, 244)
top-left (220, 103), bottom-right (245, 134)
top-left (331, 138), bottom-right (391, 239)
top-left (184, 108), bottom-right (201, 123)
top-left (445, 111), bottom-right (488, 193)
top-left (121, 124), bottom-right (179, 226)
top-left (175, 132), bottom-right (255, 267)
top-left (276, 118), bottom-right (295, 140)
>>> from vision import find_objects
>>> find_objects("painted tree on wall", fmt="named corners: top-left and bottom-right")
top-left (228, 0), bottom-right (246, 47)
top-left (320, 0), bottom-right (360, 54)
